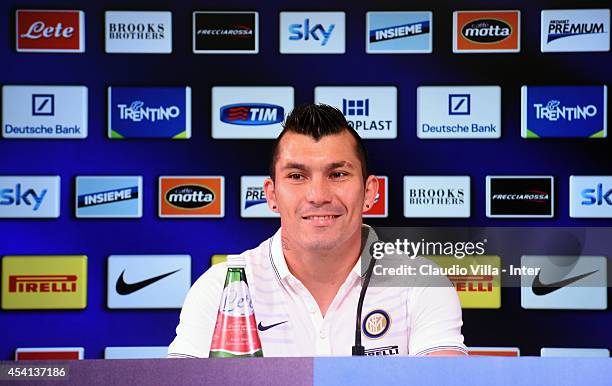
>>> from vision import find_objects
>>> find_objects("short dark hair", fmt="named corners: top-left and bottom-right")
top-left (269, 103), bottom-right (368, 182)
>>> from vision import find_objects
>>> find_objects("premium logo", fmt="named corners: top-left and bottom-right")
top-left (453, 10), bottom-right (520, 53)
top-left (159, 176), bottom-right (224, 217)
top-left (570, 176), bottom-right (612, 218)
top-left (240, 176), bottom-right (278, 218)
top-left (212, 86), bottom-right (293, 139)
top-left (315, 86), bottom-right (397, 139)
top-left (280, 12), bottom-right (345, 54)
top-left (366, 11), bottom-right (432, 53)
top-left (193, 12), bottom-right (258, 53)
top-left (0, 176), bottom-right (60, 218)
top-left (541, 9), bottom-right (610, 52)
top-left (540, 348), bottom-right (610, 357)
top-left (486, 176), bottom-right (554, 218)
top-left (107, 255), bottom-right (191, 309)
top-left (108, 86), bottom-right (191, 139)
top-left (521, 255), bottom-right (607, 310)
top-left (403, 176), bottom-right (470, 218)
top-left (16, 10), bottom-right (85, 52)
top-left (468, 347), bottom-right (520, 357)
top-left (521, 86), bottom-right (607, 138)
top-left (15, 347), bottom-right (84, 360)
top-left (2, 85), bottom-right (88, 139)
top-left (364, 176), bottom-right (388, 218)
top-left (104, 346), bottom-right (169, 359)
top-left (1, 255), bottom-right (87, 310)
top-left (75, 176), bottom-right (142, 218)
top-left (428, 255), bottom-right (501, 309)
top-left (417, 86), bottom-right (501, 139)
top-left (105, 11), bottom-right (172, 53)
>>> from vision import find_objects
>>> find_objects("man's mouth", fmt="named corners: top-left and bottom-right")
top-left (302, 214), bottom-right (341, 226)
top-left (302, 215), bottom-right (340, 221)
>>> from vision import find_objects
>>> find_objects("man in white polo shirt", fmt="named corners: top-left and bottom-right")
top-left (168, 104), bottom-right (466, 357)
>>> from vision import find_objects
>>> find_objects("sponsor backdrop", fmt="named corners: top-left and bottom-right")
top-left (0, 0), bottom-right (611, 359)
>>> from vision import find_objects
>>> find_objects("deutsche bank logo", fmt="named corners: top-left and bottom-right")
top-left (0, 176), bottom-right (60, 218)
top-left (449, 94), bottom-right (470, 115)
top-left (541, 9), bottom-right (610, 52)
top-left (570, 176), bottom-right (612, 218)
top-left (32, 94), bottom-right (54, 116)
top-left (240, 176), bottom-right (278, 218)
top-left (280, 12), bottom-right (345, 53)
top-left (366, 11), bottom-right (432, 53)
top-left (315, 86), bottom-right (397, 139)
top-left (108, 86), bottom-right (191, 139)
top-left (75, 176), bottom-right (143, 218)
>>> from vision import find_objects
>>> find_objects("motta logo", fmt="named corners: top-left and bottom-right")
top-left (159, 176), bottom-right (224, 217)
top-left (453, 11), bottom-right (520, 53)
top-left (16, 10), bottom-right (85, 52)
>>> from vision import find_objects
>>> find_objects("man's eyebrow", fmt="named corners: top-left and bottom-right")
top-left (327, 161), bottom-right (355, 170)
top-left (281, 162), bottom-right (308, 170)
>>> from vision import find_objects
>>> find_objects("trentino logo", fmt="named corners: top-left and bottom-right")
top-left (453, 10), bottom-right (520, 53)
top-left (107, 255), bottom-right (191, 309)
top-left (570, 176), bottom-right (612, 218)
top-left (240, 176), bottom-right (278, 218)
top-left (193, 12), bottom-right (258, 54)
top-left (108, 86), bottom-right (191, 139)
top-left (403, 176), bottom-right (471, 218)
top-left (0, 176), bottom-right (60, 218)
top-left (417, 86), bottom-right (501, 139)
top-left (16, 9), bottom-right (85, 53)
top-left (2, 85), bottom-right (88, 139)
top-left (366, 12), bottom-right (432, 53)
top-left (315, 86), bottom-right (397, 139)
top-left (212, 86), bottom-right (293, 139)
top-left (521, 86), bottom-right (607, 138)
top-left (75, 176), bottom-right (143, 218)
top-left (280, 12), bottom-right (345, 54)
top-left (159, 176), bottom-right (224, 218)
top-left (105, 11), bottom-right (172, 54)
top-left (541, 9), bottom-right (610, 52)
top-left (486, 176), bottom-right (554, 218)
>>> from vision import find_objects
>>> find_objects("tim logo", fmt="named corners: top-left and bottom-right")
top-left (16, 10), bottom-right (85, 52)
top-left (220, 104), bottom-right (283, 125)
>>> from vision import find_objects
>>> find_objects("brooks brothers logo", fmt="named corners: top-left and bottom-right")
top-left (105, 11), bottom-right (172, 54)
top-left (116, 269), bottom-right (181, 295)
top-left (362, 310), bottom-right (391, 339)
top-left (193, 12), bottom-right (258, 53)
top-left (487, 176), bottom-right (553, 218)
top-left (257, 320), bottom-right (288, 331)
top-left (159, 176), bottom-right (224, 218)
top-left (220, 103), bottom-right (284, 125)
top-left (403, 176), bottom-right (470, 218)
top-left (16, 9), bottom-right (85, 52)
top-left (453, 11), bottom-right (520, 53)
top-left (541, 9), bottom-right (610, 52)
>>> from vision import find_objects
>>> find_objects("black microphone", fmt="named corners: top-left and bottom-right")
top-left (352, 254), bottom-right (377, 356)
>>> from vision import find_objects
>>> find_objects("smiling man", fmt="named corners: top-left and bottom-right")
top-left (168, 104), bottom-right (466, 357)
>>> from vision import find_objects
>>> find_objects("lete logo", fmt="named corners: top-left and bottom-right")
top-left (16, 10), bottom-right (85, 52)
top-left (0, 184), bottom-right (47, 211)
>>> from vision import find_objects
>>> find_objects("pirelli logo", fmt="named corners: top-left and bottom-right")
top-left (1, 255), bottom-right (87, 310)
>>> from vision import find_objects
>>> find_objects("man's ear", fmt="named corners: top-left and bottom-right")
top-left (264, 178), bottom-right (279, 213)
top-left (362, 175), bottom-right (379, 213)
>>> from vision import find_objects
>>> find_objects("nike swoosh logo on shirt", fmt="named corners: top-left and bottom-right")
top-left (257, 321), bottom-right (288, 331)
top-left (116, 269), bottom-right (181, 295)
top-left (531, 270), bottom-right (599, 296)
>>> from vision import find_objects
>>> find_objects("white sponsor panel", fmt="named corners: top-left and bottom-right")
top-left (0, 176), bottom-right (60, 218)
top-left (280, 12), bottom-right (345, 54)
top-left (541, 9), bottom-right (610, 52)
top-left (105, 11), bottom-right (172, 53)
top-left (570, 176), bottom-right (612, 218)
top-left (314, 86), bottom-right (397, 139)
top-left (211, 86), bottom-right (294, 139)
top-left (2, 85), bottom-right (87, 139)
top-left (107, 255), bottom-right (191, 309)
top-left (403, 176), bottom-right (470, 218)
top-left (240, 176), bottom-right (278, 218)
top-left (417, 86), bottom-right (501, 139)
top-left (521, 255), bottom-right (607, 310)
top-left (540, 348), bottom-right (610, 357)
top-left (104, 346), bottom-right (169, 359)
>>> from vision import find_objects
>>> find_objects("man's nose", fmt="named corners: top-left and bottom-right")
top-left (306, 175), bottom-right (332, 205)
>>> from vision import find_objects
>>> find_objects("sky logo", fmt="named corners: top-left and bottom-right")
top-left (570, 176), bottom-right (612, 218)
top-left (220, 103), bottom-right (283, 125)
top-left (108, 86), bottom-right (191, 139)
top-left (280, 12), bottom-right (345, 54)
top-left (366, 12), bottom-right (432, 53)
top-left (241, 176), bottom-right (278, 218)
top-left (0, 176), bottom-right (60, 218)
top-left (521, 86), bottom-right (607, 138)
top-left (75, 176), bottom-right (142, 218)
top-left (541, 9), bottom-right (610, 52)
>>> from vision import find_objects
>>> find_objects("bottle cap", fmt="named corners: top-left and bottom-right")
top-left (226, 254), bottom-right (246, 268)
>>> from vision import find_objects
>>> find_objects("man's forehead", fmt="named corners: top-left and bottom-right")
top-left (276, 131), bottom-right (359, 161)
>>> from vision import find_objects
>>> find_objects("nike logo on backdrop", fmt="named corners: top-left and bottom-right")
top-left (257, 321), bottom-right (288, 331)
top-left (531, 270), bottom-right (599, 296)
top-left (116, 269), bottom-right (181, 295)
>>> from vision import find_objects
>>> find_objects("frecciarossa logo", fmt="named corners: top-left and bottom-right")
top-left (16, 10), bottom-right (85, 52)
top-left (220, 103), bottom-right (284, 125)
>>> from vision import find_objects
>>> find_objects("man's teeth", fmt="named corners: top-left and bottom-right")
top-left (307, 215), bottom-right (336, 220)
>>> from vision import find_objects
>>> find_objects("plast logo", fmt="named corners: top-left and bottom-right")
top-left (453, 11), bottom-right (520, 53)
top-left (159, 176), bottom-right (224, 218)
top-left (16, 10), bottom-right (85, 52)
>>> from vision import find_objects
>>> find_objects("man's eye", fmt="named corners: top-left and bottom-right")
top-left (331, 171), bottom-right (348, 179)
top-left (288, 173), bottom-right (304, 180)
